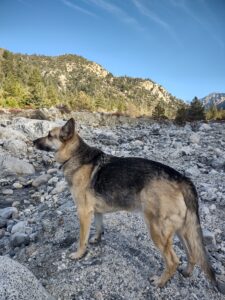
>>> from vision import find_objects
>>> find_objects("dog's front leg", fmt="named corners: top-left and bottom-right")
top-left (90, 212), bottom-right (104, 244)
top-left (69, 207), bottom-right (93, 260)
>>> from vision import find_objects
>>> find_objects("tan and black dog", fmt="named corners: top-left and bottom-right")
top-left (33, 118), bottom-right (224, 293)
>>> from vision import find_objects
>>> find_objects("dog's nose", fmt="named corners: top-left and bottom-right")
top-left (33, 138), bottom-right (40, 146)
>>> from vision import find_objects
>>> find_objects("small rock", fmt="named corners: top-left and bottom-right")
top-left (202, 206), bottom-right (210, 215)
top-left (0, 217), bottom-right (7, 228)
top-left (185, 166), bottom-right (200, 177)
top-left (10, 232), bottom-right (30, 248)
top-left (11, 221), bottom-right (27, 234)
top-left (12, 201), bottom-right (20, 208)
top-left (199, 123), bottom-right (211, 131)
top-left (0, 207), bottom-right (18, 219)
top-left (32, 174), bottom-right (51, 188)
top-left (0, 228), bottom-right (5, 238)
top-left (47, 168), bottom-right (58, 174)
top-left (2, 189), bottom-right (14, 195)
top-left (210, 204), bottom-right (216, 211)
top-left (189, 133), bottom-right (200, 144)
top-left (13, 182), bottom-right (23, 189)
top-left (94, 291), bottom-right (104, 300)
top-left (51, 180), bottom-right (67, 194)
top-left (203, 229), bottom-right (216, 246)
top-left (48, 176), bottom-right (58, 185)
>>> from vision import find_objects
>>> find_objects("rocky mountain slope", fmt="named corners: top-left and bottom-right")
top-left (201, 93), bottom-right (225, 109)
top-left (0, 48), bottom-right (183, 117)
top-left (0, 113), bottom-right (225, 299)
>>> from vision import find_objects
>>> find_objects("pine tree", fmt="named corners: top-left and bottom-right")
top-left (152, 103), bottom-right (166, 119)
top-left (175, 105), bottom-right (188, 125)
top-left (187, 97), bottom-right (206, 121)
top-left (206, 103), bottom-right (218, 120)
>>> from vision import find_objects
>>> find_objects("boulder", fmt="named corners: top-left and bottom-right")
top-left (0, 127), bottom-right (27, 142)
top-left (0, 154), bottom-right (35, 176)
top-left (0, 256), bottom-right (54, 300)
top-left (0, 207), bottom-right (18, 219)
top-left (11, 117), bottom-right (63, 140)
top-left (3, 139), bottom-right (27, 156)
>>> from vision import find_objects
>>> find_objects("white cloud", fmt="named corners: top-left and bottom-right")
top-left (61, 0), bottom-right (97, 17)
top-left (133, 0), bottom-right (180, 45)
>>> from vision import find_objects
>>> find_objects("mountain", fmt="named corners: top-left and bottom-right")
top-left (201, 93), bottom-right (225, 110)
top-left (0, 48), bottom-right (183, 117)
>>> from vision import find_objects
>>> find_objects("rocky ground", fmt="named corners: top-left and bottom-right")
top-left (0, 114), bottom-right (225, 300)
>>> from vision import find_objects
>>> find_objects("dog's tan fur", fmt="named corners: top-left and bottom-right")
top-left (33, 118), bottom-right (225, 292)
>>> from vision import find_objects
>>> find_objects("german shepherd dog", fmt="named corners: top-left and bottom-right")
top-left (33, 118), bottom-right (225, 293)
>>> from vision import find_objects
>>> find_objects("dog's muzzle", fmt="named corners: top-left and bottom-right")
top-left (33, 138), bottom-right (52, 151)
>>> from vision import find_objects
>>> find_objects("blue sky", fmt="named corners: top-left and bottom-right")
top-left (0, 0), bottom-right (225, 101)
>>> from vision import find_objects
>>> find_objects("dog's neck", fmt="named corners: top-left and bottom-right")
top-left (56, 134), bottom-right (103, 172)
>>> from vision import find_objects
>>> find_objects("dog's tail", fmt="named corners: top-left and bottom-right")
top-left (180, 179), bottom-right (225, 294)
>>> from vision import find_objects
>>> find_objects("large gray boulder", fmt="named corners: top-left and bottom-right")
top-left (0, 256), bottom-right (54, 300)
top-left (0, 154), bottom-right (35, 176)
top-left (3, 139), bottom-right (27, 156)
top-left (0, 127), bottom-right (28, 142)
top-left (10, 117), bottom-right (63, 140)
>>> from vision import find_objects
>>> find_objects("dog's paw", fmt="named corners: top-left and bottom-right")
top-left (149, 275), bottom-right (164, 288)
top-left (178, 265), bottom-right (192, 277)
top-left (89, 235), bottom-right (101, 244)
top-left (69, 250), bottom-right (85, 260)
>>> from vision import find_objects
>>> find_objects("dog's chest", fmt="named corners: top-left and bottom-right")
top-left (68, 164), bottom-right (93, 199)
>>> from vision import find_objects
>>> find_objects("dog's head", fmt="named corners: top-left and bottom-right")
top-left (33, 118), bottom-right (75, 152)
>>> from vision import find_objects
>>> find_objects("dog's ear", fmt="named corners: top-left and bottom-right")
top-left (60, 118), bottom-right (75, 141)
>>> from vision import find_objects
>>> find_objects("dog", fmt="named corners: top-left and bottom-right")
top-left (33, 118), bottom-right (225, 293)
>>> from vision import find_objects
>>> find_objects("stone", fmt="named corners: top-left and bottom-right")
top-left (11, 117), bottom-right (63, 140)
top-left (51, 180), bottom-right (67, 195)
top-left (185, 166), bottom-right (200, 177)
top-left (0, 127), bottom-right (28, 141)
top-left (0, 217), bottom-right (7, 228)
top-left (210, 158), bottom-right (225, 170)
top-left (199, 123), bottom-right (211, 131)
top-left (203, 229), bottom-right (216, 246)
top-left (0, 154), bottom-right (35, 176)
top-left (47, 168), bottom-right (58, 174)
top-left (189, 133), bottom-right (200, 144)
top-left (0, 256), bottom-right (54, 300)
top-left (13, 182), bottom-right (23, 189)
top-left (202, 206), bottom-right (210, 215)
top-left (10, 232), bottom-right (30, 248)
top-left (3, 139), bottom-right (27, 156)
top-left (11, 221), bottom-right (27, 234)
top-left (0, 207), bottom-right (18, 219)
top-left (2, 189), bottom-right (14, 195)
top-left (32, 174), bottom-right (51, 188)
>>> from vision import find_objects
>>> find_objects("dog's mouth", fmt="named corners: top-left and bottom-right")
top-left (33, 138), bottom-right (54, 152)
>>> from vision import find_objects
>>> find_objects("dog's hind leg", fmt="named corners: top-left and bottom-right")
top-left (90, 212), bottom-right (104, 244)
top-left (177, 229), bottom-right (196, 277)
top-left (69, 207), bottom-right (93, 260)
top-left (146, 217), bottom-right (180, 288)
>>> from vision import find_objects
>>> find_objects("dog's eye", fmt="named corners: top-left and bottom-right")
top-left (48, 132), bottom-right (52, 138)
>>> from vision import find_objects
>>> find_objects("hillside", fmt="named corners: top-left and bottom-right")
top-left (0, 48), bottom-right (183, 118)
top-left (201, 93), bottom-right (225, 109)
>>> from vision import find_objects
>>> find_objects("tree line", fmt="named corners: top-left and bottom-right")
top-left (152, 96), bottom-right (225, 123)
